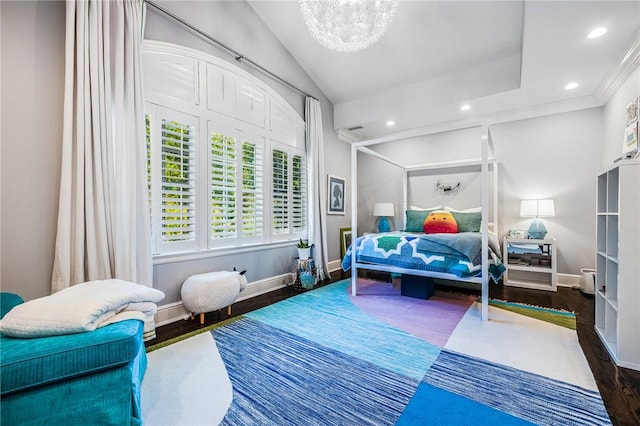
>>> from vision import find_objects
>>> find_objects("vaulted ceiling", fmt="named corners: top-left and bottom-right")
top-left (248, 1), bottom-right (640, 140)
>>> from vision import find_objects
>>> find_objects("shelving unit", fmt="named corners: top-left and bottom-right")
top-left (503, 238), bottom-right (556, 291)
top-left (595, 159), bottom-right (640, 371)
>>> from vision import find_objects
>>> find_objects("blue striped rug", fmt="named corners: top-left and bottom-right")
top-left (214, 318), bottom-right (418, 425)
top-left (210, 280), bottom-right (611, 425)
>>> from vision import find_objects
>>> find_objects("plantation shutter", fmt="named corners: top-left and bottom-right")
top-left (210, 130), bottom-right (237, 242)
top-left (292, 153), bottom-right (307, 234)
top-left (241, 138), bottom-right (264, 239)
top-left (159, 114), bottom-right (197, 251)
top-left (272, 148), bottom-right (289, 235)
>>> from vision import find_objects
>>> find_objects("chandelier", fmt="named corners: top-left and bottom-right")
top-left (299, 0), bottom-right (399, 53)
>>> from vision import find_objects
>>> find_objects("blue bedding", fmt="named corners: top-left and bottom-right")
top-left (417, 232), bottom-right (483, 262)
top-left (342, 231), bottom-right (505, 282)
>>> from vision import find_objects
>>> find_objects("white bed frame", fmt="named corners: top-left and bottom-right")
top-left (349, 125), bottom-right (498, 321)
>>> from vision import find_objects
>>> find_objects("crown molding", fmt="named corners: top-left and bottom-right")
top-left (336, 129), bottom-right (361, 143)
top-left (595, 28), bottom-right (640, 103)
top-left (481, 95), bottom-right (603, 127)
top-left (353, 94), bottom-right (603, 146)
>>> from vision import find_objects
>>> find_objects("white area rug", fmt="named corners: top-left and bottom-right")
top-left (141, 331), bottom-right (232, 425)
top-left (445, 302), bottom-right (598, 391)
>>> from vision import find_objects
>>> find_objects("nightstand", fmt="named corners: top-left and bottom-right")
top-left (503, 238), bottom-right (557, 291)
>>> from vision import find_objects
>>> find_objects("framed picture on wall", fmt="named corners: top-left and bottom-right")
top-left (340, 227), bottom-right (352, 259)
top-left (328, 175), bottom-right (345, 215)
top-left (623, 96), bottom-right (639, 155)
top-left (623, 122), bottom-right (638, 154)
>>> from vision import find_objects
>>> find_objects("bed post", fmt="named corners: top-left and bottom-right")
top-left (481, 125), bottom-right (490, 321)
top-left (403, 168), bottom-right (408, 230)
top-left (351, 144), bottom-right (358, 295)
top-left (490, 128), bottom-right (498, 236)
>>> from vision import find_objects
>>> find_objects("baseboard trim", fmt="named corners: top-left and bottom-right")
top-left (155, 301), bottom-right (190, 327)
top-left (557, 273), bottom-right (581, 289)
top-left (328, 259), bottom-right (342, 272)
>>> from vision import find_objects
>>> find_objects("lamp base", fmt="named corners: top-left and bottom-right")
top-left (528, 218), bottom-right (548, 239)
top-left (378, 216), bottom-right (391, 233)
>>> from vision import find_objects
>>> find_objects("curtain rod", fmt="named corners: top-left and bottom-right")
top-left (144, 0), bottom-right (318, 101)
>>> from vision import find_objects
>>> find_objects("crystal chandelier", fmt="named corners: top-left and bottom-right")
top-left (299, 0), bottom-right (399, 53)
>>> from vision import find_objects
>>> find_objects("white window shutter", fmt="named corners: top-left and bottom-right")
top-left (272, 148), bottom-right (289, 235)
top-left (159, 115), bottom-right (198, 251)
top-left (241, 137), bottom-right (264, 239)
top-left (210, 130), bottom-right (237, 242)
top-left (292, 153), bottom-right (307, 234)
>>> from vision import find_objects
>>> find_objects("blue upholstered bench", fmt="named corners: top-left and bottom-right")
top-left (0, 293), bottom-right (147, 425)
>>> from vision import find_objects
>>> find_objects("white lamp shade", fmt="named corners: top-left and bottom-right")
top-left (520, 200), bottom-right (538, 217)
top-left (520, 199), bottom-right (555, 218)
top-left (373, 203), bottom-right (395, 217)
top-left (537, 199), bottom-right (555, 217)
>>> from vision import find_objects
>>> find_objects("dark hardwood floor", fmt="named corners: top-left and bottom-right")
top-left (146, 272), bottom-right (640, 426)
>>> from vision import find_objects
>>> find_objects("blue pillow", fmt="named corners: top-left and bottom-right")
top-left (450, 211), bottom-right (482, 232)
top-left (405, 210), bottom-right (437, 232)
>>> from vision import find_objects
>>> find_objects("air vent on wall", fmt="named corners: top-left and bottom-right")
top-left (347, 125), bottom-right (363, 131)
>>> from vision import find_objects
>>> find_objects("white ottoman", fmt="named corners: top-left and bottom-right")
top-left (181, 271), bottom-right (248, 324)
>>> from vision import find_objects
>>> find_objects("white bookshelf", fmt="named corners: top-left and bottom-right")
top-left (594, 159), bottom-right (640, 371)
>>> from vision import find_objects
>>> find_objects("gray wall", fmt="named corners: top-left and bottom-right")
top-left (144, 1), bottom-right (350, 303)
top-left (358, 109), bottom-right (604, 276)
top-left (0, 1), bottom-right (351, 303)
top-left (490, 109), bottom-right (603, 274)
top-left (1, 1), bottom-right (65, 301)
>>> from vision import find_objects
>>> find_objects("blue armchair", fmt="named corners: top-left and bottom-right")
top-left (1, 292), bottom-right (147, 425)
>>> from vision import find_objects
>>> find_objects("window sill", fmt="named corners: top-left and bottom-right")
top-left (153, 240), bottom-right (297, 265)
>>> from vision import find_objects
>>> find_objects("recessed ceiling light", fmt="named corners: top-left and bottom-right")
top-left (386, 120), bottom-right (395, 127)
top-left (460, 104), bottom-right (471, 111)
top-left (587, 27), bottom-right (607, 39)
top-left (565, 82), bottom-right (579, 90)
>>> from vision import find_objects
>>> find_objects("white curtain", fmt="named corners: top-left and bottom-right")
top-left (305, 97), bottom-right (330, 280)
top-left (52, 0), bottom-right (151, 292)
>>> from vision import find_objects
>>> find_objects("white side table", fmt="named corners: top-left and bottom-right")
top-left (503, 238), bottom-right (557, 291)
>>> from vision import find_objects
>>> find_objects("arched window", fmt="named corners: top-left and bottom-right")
top-left (144, 41), bottom-right (306, 256)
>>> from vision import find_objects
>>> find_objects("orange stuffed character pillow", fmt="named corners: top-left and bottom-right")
top-left (423, 211), bottom-right (458, 234)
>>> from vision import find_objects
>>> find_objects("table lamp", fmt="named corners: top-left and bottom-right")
top-left (373, 203), bottom-right (395, 233)
top-left (520, 199), bottom-right (555, 239)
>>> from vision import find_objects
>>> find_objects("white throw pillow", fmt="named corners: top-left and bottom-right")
top-left (410, 205), bottom-right (443, 211)
top-left (445, 206), bottom-right (482, 213)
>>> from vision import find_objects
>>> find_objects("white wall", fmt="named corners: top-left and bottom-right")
top-left (1, 1), bottom-right (65, 300)
top-left (603, 67), bottom-right (640, 166)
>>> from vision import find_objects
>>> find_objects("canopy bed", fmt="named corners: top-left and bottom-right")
top-left (347, 125), bottom-right (499, 321)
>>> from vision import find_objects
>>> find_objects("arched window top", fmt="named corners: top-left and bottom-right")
top-left (143, 40), bottom-right (305, 149)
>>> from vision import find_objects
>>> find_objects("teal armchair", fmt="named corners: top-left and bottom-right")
top-left (0, 292), bottom-right (147, 425)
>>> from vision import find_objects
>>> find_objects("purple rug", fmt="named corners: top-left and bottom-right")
top-left (347, 279), bottom-right (475, 347)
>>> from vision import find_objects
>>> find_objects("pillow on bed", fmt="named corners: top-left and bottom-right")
top-left (445, 206), bottom-right (482, 213)
top-left (405, 209), bottom-right (438, 232)
top-left (450, 211), bottom-right (482, 232)
top-left (423, 211), bottom-right (458, 234)
top-left (410, 205), bottom-right (443, 211)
